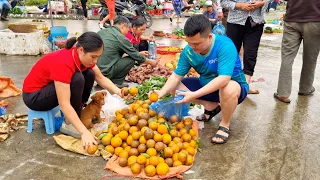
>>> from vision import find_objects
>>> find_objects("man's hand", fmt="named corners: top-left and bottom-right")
top-left (236, 2), bottom-right (255, 11)
top-left (248, 1), bottom-right (265, 10)
top-left (140, 51), bottom-right (149, 57)
top-left (218, 12), bottom-right (223, 20)
top-left (176, 91), bottom-right (196, 104)
top-left (148, 59), bottom-right (160, 67)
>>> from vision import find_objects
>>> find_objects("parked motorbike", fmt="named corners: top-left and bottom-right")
top-left (99, 0), bottom-right (153, 28)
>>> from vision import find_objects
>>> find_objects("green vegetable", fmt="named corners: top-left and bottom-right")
top-left (136, 76), bottom-right (168, 101)
top-left (9, 8), bottom-right (23, 15)
top-left (173, 29), bottom-right (185, 37)
top-left (272, 28), bottom-right (282, 33)
top-left (265, 26), bottom-right (272, 31)
top-left (98, 132), bottom-right (107, 139)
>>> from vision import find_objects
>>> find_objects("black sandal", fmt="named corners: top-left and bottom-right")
top-left (211, 126), bottom-right (231, 144)
top-left (298, 87), bottom-right (315, 96)
top-left (196, 105), bottom-right (221, 122)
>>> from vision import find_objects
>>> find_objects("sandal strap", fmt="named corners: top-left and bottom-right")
top-left (218, 126), bottom-right (230, 135)
top-left (204, 105), bottom-right (221, 115)
top-left (214, 134), bottom-right (228, 141)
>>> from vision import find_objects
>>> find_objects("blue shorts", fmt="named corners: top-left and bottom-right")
top-left (181, 77), bottom-right (248, 104)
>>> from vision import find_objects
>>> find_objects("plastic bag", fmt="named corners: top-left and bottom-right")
top-left (149, 90), bottom-right (190, 120)
top-left (212, 21), bottom-right (226, 36)
top-left (101, 91), bottom-right (127, 125)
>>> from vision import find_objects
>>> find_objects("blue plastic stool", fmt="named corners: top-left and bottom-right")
top-left (27, 106), bottom-right (64, 135)
top-left (49, 26), bottom-right (68, 51)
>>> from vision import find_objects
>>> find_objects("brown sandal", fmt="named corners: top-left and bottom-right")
top-left (273, 93), bottom-right (291, 103)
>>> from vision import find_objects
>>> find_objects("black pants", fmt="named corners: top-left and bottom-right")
top-left (23, 69), bottom-right (95, 117)
top-left (226, 17), bottom-right (264, 76)
top-left (133, 40), bottom-right (149, 52)
top-left (80, 0), bottom-right (88, 18)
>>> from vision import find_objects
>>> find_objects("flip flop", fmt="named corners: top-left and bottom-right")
top-left (196, 105), bottom-right (221, 122)
top-left (298, 87), bottom-right (315, 96)
top-left (211, 126), bottom-right (231, 144)
top-left (273, 93), bottom-right (291, 103)
top-left (248, 89), bottom-right (260, 94)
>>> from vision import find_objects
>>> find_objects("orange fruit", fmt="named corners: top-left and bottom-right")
top-left (131, 163), bottom-right (142, 174)
top-left (122, 142), bottom-right (129, 149)
top-left (146, 148), bottom-right (157, 157)
top-left (87, 144), bottom-right (98, 155)
top-left (156, 163), bottom-right (169, 176)
top-left (158, 157), bottom-right (165, 163)
top-left (164, 147), bottom-right (173, 158)
top-left (170, 115), bottom-right (179, 123)
top-left (111, 136), bottom-right (122, 147)
top-left (139, 136), bottom-right (147, 144)
top-left (189, 129), bottom-right (197, 137)
top-left (128, 107), bottom-right (135, 114)
top-left (127, 135), bottom-right (133, 145)
top-left (114, 147), bottom-right (124, 156)
top-left (132, 104), bottom-right (140, 112)
top-left (173, 160), bottom-right (183, 167)
top-left (142, 103), bottom-right (149, 109)
top-left (172, 153), bottom-right (179, 162)
top-left (186, 147), bottom-right (196, 156)
top-left (170, 143), bottom-right (180, 154)
top-left (179, 128), bottom-right (187, 136)
top-left (157, 118), bottom-right (166, 123)
top-left (149, 122), bottom-right (158, 131)
top-left (189, 140), bottom-right (197, 148)
top-left (116, 114), bottom-right (123, 121)
top-left (118, 131), bottom-right (129, 141)
top-left (129, 87), bottom-right (139, 96)
top-left (141, 126), bottom-right (149, 135)
top-left (149, 92), bottom-right (159, 102)
top-left (183, 142), bottom-right (190, 149)
top-left (128, 156), bottom-right (138, 166)
top-left (176, 122), bottom-right (184, 130)
top-left (180, 149), bottom-right (189, 155)
top-left (145, 158), bottom-right (150, 166)
top-left (105, 145), bottom-right (115, 154)
top-left (115, 110), bottom-right (121, 115)
top-left (182, 134), bottom-right (191, 142)
top-left (149, 156), bottom-right (160, 166)
top-left (132, 131), bottom-right (141, 140)
top-left (173, 137), bottom-right (182, 143)
top-left (124, 146), bottom-right (131, 152)
top-left (157, 124), bottom-right (168, 135)
top-left (146, 139), bottom-right (156, 148)
top-left (129, 126), bottom-right (139, 134)
top-left (183, 118), bottom-right (193, 126)
top-left (119, 150), bottom-right (129, 158)
top-left (137, 154), bottom-right (147, 165)
top-left (145, 165), bottom-right (156, 177)
top-left (176, 142), bottom-right (184, 150)
top-left (149, 109), bottom-right (157, 117)
top-left (169, 129), bottom-right (178, 138)
top-left (178, 152), bottom-right (187, 162)
top-left (153, 133), bottom-right (163, 142)
top-left (185, 155), bottom-right (194, 166)
top-left (162, 134), bottom-right (172, 145)
top-left (121, 108), bottom-right (129, 115)
top-left (101, 135), bottom-right (112, 146)
top-left (177, 132), bottom-right (182, 138)
top-left (168, 141), bottom-right (175, 147)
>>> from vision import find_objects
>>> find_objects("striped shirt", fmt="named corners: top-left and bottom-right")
top-left (216, 0), bottom-right (270, 25)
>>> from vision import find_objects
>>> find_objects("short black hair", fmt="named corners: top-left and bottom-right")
top-left (114, 16), bottom-right (130, 27)
top-left (184, 15), bottom-right (211, 37)
top-left (132, 17), bottom-right (147, 28)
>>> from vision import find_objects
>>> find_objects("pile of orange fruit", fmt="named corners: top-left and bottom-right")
top-left (95, 100), bottom-right (198, 177)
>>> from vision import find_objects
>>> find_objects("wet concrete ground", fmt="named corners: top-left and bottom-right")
top-left (1, 11), bottom-right (320, 180)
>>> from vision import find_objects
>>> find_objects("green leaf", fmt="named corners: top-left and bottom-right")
top-left (98, 132), bottom-right (107, 140)
top-left (142, 153), bottom-right (151, 158)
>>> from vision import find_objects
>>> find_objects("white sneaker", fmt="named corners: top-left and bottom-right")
top-left (99, 23), bottom-right (104, 29)
top-left (59, 121), bottom-right (81, 138)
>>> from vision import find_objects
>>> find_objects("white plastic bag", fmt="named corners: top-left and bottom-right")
top-left (188, 105), bottom-right (204, 130)
top-left (102, 91), bottom-right (127, 123)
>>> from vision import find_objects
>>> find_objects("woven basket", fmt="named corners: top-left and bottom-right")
top-left (8, 24), bottom-right (37, 33)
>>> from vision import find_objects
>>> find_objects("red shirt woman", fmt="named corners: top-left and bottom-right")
top-left (23, 32), bottom-right (123, 149)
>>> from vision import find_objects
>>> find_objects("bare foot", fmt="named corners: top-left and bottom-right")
top-left (248, 89), bottom-right (260, 94)
top-left (211, 126), bottom-right (230, 144)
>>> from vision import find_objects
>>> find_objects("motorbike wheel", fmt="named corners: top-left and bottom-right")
top-left (143, 13), bottom-right (153, 28)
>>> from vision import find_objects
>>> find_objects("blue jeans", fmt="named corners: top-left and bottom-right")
top-left (0, 1), bottom-right (12, 11)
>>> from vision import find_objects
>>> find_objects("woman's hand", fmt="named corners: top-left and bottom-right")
top-left (81, 130), bottom-right (97, 150)
top-left (249, 1), bottom-right (265, 10)
top-left (140, 51), bottom-right (149, 57)
top-left (236, 2), bottom-right (255, 11)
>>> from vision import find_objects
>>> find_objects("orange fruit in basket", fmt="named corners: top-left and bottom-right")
top-left (111, 136), bottom-right (122, 147)
top-left (132, 103), bottom-right (140, 112)
top-left (115, 110), bottom-right (121, 115)
top-left (132, 131), bottom-right (141, 140)
top-left (189, 140), bottom-right (197, 148)
top-left (180, 128), bottom-right (187, 136)
top-left (149, 122), bottom-right (158, 131)
top-left (173, 160), bottom-right (183, 167)
top-left (165, 158), bottom-right (174, 167)
top-left (149, 109), bottom-right (157, 117)
top-left (186, 147), bottom-right (196, 156)
top-left (173, 137), bottom-right (182, 143)
top-left (140, 127), bottom-right (148, 136)
top-left (105, 145), bottom-right (115, 154)
top-left (129, 87), bottom-right (139, 96)
top-left (114, 147), bottom-right (124, 156)
top-left (184, 118), bottom-right (193, 126)
top-left (154, 133), bottom-right (163, 142)
top-left (147, 148), bottom-right (157, 157)
top-left (145, 165), bottom-right (156, 177)
top-left (172, 153), bottom-right (179, 162)
top-left (156, 163), bottom-right (169, 176)
top-left (119, 157), bottom-right (128, 167)
top-left (128, 156), bottom-right (138, 166)
top-left (178, 152), bottom-right (187, 163)
top-left (170, 115), bottom-right (179, 123)
top-left (176, 122), bottom-right (184, 130)
top-left (182, 134), bottom-right (192, 143)
top-left (157, 118), bottom-right (166, 123)
top-left (149, 92), bottom-right (159, 102)
top-left (170, 143), bottom-right (180, 154)
top-left (131, 163), bottom-right (142, 174)
top-left (119, 150), bottom-right (129, 158)
top-left (116, 114), bottom-right (123, 121)
top-left (127, 135), bottom-right (133, 145)
top-left (101, 135), bottom-right (112, 146)
top-left (118, 131), bottom-right (129, 141)
top-left (169, 129), bottom-right (178, 138)
top-left (122, 142), bottom-right (129, 149)
top-left (168, 141), bottom-right (175, 147)
top-left (158, 124), bottom-right (168, 135)
top-left (137, 154), bottom-right (147, 165)
top-left (162, 134), bottom-right (172, 145)
top-left (121, 107), bottom-right (129, 115)
top-left (139, 136), bottom-right (147, 144)
top-left (87, 144), bottom-right (98, 155)
top-left (124, 146), bottom-right (131, 152)
top-left (189, 129), bottom-right (197, 138)
top-left (164, 147), bottom-right (173, 158)
top-left (176, 142), bottom-right (183, 150)
top-left (185, 155), bottom-right (194, 166)
top-left (149, 156), bottom-right (160, 166)
top-left (129, 126), bottom-right (139, 134)
top-left (142, 103), bottom-right (149, 109)
top-left (158, 157), bottom-right (165, 163)
top-left (183, 142), bottom-right (190, 149)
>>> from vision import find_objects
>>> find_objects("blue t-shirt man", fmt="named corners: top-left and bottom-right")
top-left (174, 34), bottom-right (249, 103)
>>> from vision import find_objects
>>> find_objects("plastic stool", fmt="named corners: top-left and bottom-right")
top-left (27, 106), bottom-right (63, 134)
top-left (49, 26), bottom-right (68, 51)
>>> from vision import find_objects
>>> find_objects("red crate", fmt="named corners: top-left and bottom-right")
top-left (155, 9), bottom-right (163, 15)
